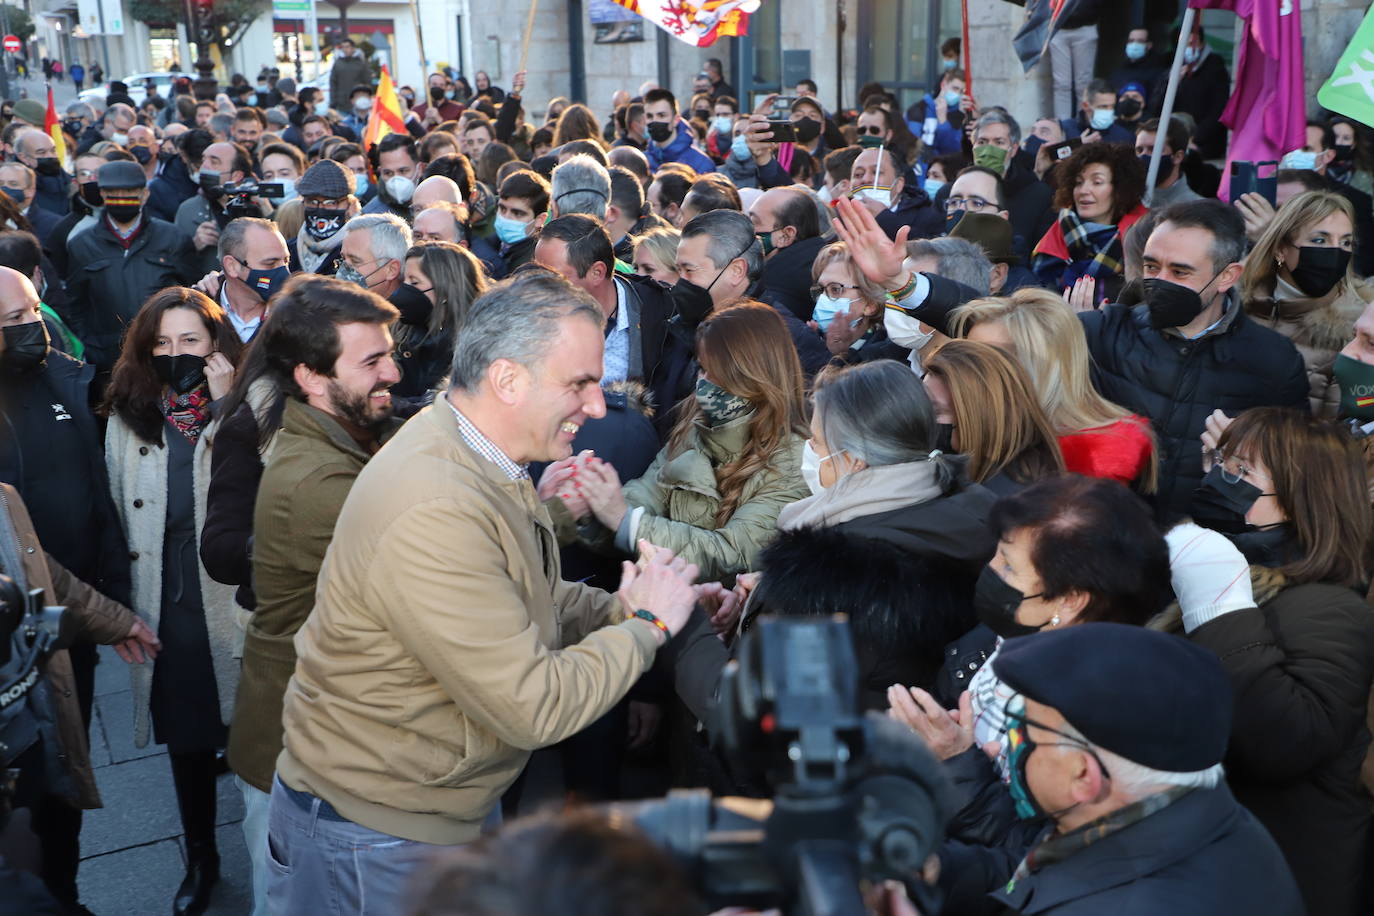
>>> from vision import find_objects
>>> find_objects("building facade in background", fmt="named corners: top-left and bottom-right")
top-left (16, 0), bottom-right (1371, 124)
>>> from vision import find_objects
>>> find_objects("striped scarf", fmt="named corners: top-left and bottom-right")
top-left (1036, 207), bottom-right (1124, 282)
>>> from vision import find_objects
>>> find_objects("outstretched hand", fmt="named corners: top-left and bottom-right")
top-left (832, 196), bottom-right (910, 291)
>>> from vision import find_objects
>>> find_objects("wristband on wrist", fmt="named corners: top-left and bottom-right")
top-left (633, 608), bottom-right (671, 639)
top-left (887, 272), bottom-right (917, 300)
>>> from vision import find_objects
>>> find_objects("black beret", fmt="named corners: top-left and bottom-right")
top-left (97, 161), bottom-right (147, 190)
top-left (992, 623), bottom-right (1232, 772)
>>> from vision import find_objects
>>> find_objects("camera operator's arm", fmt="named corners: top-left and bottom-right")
top-left (42, 551), bottom-right (150, 650)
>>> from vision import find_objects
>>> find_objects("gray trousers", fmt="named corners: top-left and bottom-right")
top-left (264, 777), bottom-right (461, 915)
top-left (1049, 23), bottom-right (1099, 121)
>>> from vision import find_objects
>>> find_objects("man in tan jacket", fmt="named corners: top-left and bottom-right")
top-left (266, 270), bottom-right (700, 914)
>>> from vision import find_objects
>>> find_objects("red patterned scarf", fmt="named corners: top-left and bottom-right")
top-left (161, 386), bottom-right (211, 441)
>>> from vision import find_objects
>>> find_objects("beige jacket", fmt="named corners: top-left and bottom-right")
top-left (276, 403), bottom-right (662, 844)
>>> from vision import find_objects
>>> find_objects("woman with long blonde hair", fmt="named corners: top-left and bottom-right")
top-left (566, 301), bottom-right (810, 583)
top-left (923, 339), bottom-right (1065, 494)
top-left (1241, 190), bottom-right (1370, 417)
top-left (952, 287), bottom-right (1157, 490)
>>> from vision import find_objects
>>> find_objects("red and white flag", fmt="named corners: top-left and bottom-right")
top-left (613, 0), bottom-right (761, 47)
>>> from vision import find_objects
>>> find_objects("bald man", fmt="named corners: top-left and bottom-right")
top-left (849, 146), bottom-right (943, 241)
top-left (413, 203), bottom-right (467, 244)
top-left (410, 174), bottom-right (464, 216)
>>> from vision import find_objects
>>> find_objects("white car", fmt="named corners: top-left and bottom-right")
top-left (78, 71), bottom-right (191, 107)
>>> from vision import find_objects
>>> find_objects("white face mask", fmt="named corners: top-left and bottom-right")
top-left (816, 184), bottom-right (833, 204)
top-left (800, 439), bottom-right (843, 496)
top-left (853, 186), bottom-right (893, 208)
top-left (386, 175), bottom-right (416, 203)
top-left (884, 308), bottom-right (936, 351)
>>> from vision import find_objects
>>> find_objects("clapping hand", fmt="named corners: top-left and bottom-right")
top-left (576, 459), bottom-right (630, 531)
top-left (616, 541), bottom-right (700, 641)
top-left (887, 686), bottom-right (976, 761)
top-left (1064, 276), bottom-right (1097, 312)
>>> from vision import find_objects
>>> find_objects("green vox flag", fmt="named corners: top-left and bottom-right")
top-left (1318, 6), bottom-right (1374, 123)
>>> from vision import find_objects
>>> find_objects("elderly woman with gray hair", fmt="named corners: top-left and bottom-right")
top-left (684, 360), bottom-right (1000, 715)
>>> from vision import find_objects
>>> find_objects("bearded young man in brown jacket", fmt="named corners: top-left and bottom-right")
top-left (265, 270), bottom-right (700, 914)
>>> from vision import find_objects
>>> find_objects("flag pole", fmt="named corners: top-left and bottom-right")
top-left (519, 0), bottom-right (540, 75)
top-left (1144, 6), bottom-right (1197, 206)
top-left (961, 0), bottom-right (971, 96)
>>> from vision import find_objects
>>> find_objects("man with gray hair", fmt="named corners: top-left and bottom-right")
top-left (216, 217), bottom-right (291, 341)
top-left (676, 209), bottom-right (829, 376)
top-left (549, 153), bottom-right (611, 221)
top-left (336, 212), bottom-right (412, 300)
top-left (266, 270), bottom-right (699, 914)
top-left (966, 108), bottom-right (1054, 256)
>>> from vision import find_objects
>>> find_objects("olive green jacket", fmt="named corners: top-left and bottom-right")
top-left (590, 413), bottom-right (808, 584)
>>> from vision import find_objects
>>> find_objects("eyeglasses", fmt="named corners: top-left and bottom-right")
top-left (945, 195), bottom-right (995, 213)
top-left (810, 282), bottom-right (862, 300)
top-left (1201, 448), bottom-right (1272, 486)
top-left (857, 125), bottom-right (885, 136)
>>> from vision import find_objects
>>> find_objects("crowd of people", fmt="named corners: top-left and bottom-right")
top-left (2, 19), bottom-right (1374, 916)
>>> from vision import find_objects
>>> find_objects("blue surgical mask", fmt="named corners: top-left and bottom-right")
top-left (923, 177), bottom-right (945, 198)
top-left (731, 133), bottom-right (751, 161)
top-left (944, 89), bottom-right (962, 108)
top-left (1183, 45), bottom-right (1201, 65)
top-left (942, 58), bottom-right (958, 71)
top-left (267, 177), bottom-right (296, 204)
top-left (812, 294), bottom-right (858, 332)
top-left (353, 173), bottom-right (369, 196)
top-left (1089, 108), bottom-right (1116, 131)
top-left (711, 116), bottom-right (733, 135)
top-left (1125, 42), bottom-right (1147, 61)
top-left (494, 213), bottom-right (531, 245)
top-left (1281, 150), bottom-right (1318, 171)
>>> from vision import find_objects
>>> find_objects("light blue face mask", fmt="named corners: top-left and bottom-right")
top-left (1281, 150), bottom-right (1318, 171)
top-left (1183, 45), bottom-right (1201, 65)
top-left (943, 57), bottom-right (958, 71)
top-left (353, 173), bottom-right (369, 196)
top-left (812, 294), bottom-right (861, 333)
top-left (711, 116), bottom-right (733, 135)
top-left (1089, 108), bottom-right (1116, 131)
top-left (923, 177), bottom-right (946, 199)
top-left (1125, 42), bottom-right (1147, 61)
top-left (494, 213), bottom-right (531, 245)
top-left (944, 89), bottom-right (963, 108)
top-left (267, 177), bottom-right (297, 205)
top-left (731, 133), bottom-right (751, 161)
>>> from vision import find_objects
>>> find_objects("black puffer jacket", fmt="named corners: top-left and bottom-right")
top-left (1186, 568), bottom-right (1374, 916)
top-left (64, 213), bottom-right (196, 370)
top-left (1078, 295), bottom-right (1308, 515)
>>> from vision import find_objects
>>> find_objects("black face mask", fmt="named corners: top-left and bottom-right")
top-left (1, 320), bottom-right (49, 375)
top-left (945, 209), bottom-right (965, 235)
top-left (199, 170), bottom-right (222, 193)
top-left (1333, 143), bottom-right (1355, 163)
top-left (80, 180), bottom-right (103, 208)
top-left (389, 282), bottom-right (434, 328)
top-left (152, 353), bottom-right (207, 395)
top-left (1115, 97), bottom-right (1142, 119)
top-left (1142, 274), bottom-right (1218, 330)
top-left (130, 146), bottom-right (153, 165)
top-left (157, 149), bottom-right (177, 165)
top-left (794, 118), bottom-right (822, 143)
top-left (34, 157), bottom-right (61, 178)
top-left (693, 108), bottom-right (710, 121)
top-left (1138, 152), bottom-right (1174, 185)
top-left (1289, 246), bottom-right (1351, 298)
top-left (303, 206), bottom-right (346, 241)
top-left (973, 566), bottom-right (1046, 639)
top-left (935, 422), bottom-right (955, 453)
top-left (105, 202), bottom-right (142, 223)
top-left (430, 86), bottom-right (446, 102)
top-left (647, 121), bottom-right (674, 143)
top-left (669, 276), bottom-right (715, 326)
top-left (1190, 465), bottom-right (1273, 535)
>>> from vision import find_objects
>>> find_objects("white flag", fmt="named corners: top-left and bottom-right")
top-left (613, 0), bottom-right (762, 47)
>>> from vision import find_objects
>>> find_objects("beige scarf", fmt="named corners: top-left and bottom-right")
top-left (777, 459), bottom-right (944, 531)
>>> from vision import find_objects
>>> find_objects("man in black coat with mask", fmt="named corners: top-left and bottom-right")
top-left (0, 265), bottom-right (132, 911)
top-left (1077, 200), bottom-right (1307, 515)
top-left (748, 186), bottom-right (828, 322)
top-left (13, 128), bottom-right (72, 217)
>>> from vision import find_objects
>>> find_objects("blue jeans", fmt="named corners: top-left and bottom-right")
top-left (264, 776), bottom-right (459, 915)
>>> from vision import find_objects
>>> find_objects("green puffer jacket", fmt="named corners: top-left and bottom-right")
top-left (621, 412), bottom-right (808, 584)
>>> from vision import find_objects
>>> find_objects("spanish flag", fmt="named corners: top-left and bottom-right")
top-left (362, 65), bottom-right (406, 152)
top-left (44, 85), bottom-right (66, 169)
top-left (614, 0), bottom-right (759, 47)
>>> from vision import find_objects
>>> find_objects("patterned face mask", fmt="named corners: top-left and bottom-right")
top-left (694, 376), bottom-right (750, 425)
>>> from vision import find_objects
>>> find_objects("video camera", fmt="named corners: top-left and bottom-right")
top-left (606, 617), bottom-right (953, 916)
top-left (218, 178), bottom-right (284, 223)
top-left (0, 573), bottom-right (71, 826)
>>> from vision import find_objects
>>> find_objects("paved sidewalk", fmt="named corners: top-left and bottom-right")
top-left (76, 644), bottom-right (252, 916)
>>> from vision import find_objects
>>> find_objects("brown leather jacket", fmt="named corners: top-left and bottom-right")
top-left (1, 483), bottom-right (136, 808)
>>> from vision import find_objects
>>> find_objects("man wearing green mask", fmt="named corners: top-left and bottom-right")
top-left (965, 110), bottom-right (1054, 261)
